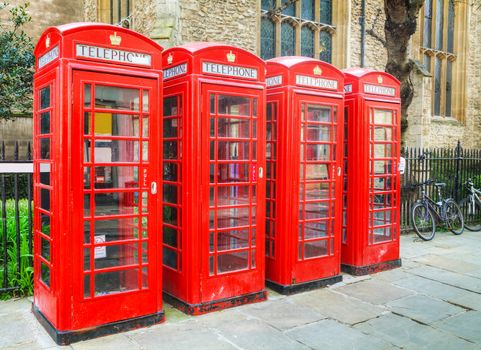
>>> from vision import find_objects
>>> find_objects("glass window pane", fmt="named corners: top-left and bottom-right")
top-left (301, 26), bottom-right (314, 57)
top-left (41, 213), bottom-right (51, 236)
top-left (217, 163), bottom-right (250, 183)
top-left (301, 0), bottom-right (314, 20)
top-left (93, 243), bottom-right (138, 269)
top-left (163, 247), bottom-right (177, 269)
top-left (373, 226), bottom-right (392, 243)
top-left (93, 113), bottom-right (139, 137)
top-left (84, 84), bottom-right (91, 107)
top-left (435, 0), bottom-right (444, 50)
top-left (373, 109), bottom-right (393, 124)
top-left (40, 112), bottom-right (50, 134)
top-left (434, 57), bottom-right (442, 116)
top-left (94, 269), bottom-right (139, 296)
top-left (93, 217), bottom-right (138, 241)
top-left (40, 86), bottom-right (50, 109)
top-left (94, 192), bottom-right (138, 216)
top-left (93, 140), bottom-right (139, 163)
top-left (217, 229), bottom-right (249, 251)
top-left (163, 162), bottom-right (178, 181)
top-left (306, 144), bottom-right (331, 161)
top-left (320, 0), bottom-right (332, 24)
top-left (41, 238), bottom-right (50, 261)
top-left (143, 90), bottom-right (149, 112)
top-left (304, 240), bottom-right (328, 258)
top-left (261, 0), bottom-right (275, 10)
top-left (372, 127), bottom-right (393, 141)
top-left (40, 262), bottom-right (50, 287)
top-left (95, 86), bottom-right (140, 111)
top-left (40, 163), bottom-right (51, 186)
top-left (163, 184), bottom-right (178, 203)
top-left (306, 105), bottom-right (331, 122)
top-left (93, 166), bottom-right (138, 189)
top-left (40, 188), bottom-right (50, 211)
top-left (218, 185), bottom-right (250, 206)
top-left (423, 0), bottom-right (433, 48)
top-left (163, 96), bottom-right (178, 116)
top-left (163, 205), bottom-right (178, 225)
top-left (281, 22), bottom-right (296, 56)
top-left (218, 96), bottom-right (250, 116)
top-left (373, 144), bottom-right (393, 158)
top-left (306, 164), bottom-right (329, 180)
top-left (445, 60), bottom-right (453, 117)
top-left (304, 221), bottom-right (329, 239)
top-left (163, 141), bottom-right (178, 159)
top-left (217, 141), bottom-right (250, 160)
top-left (217, 207), bottom-right (249, 228)
top-left (282, 2), bottom-right (295, 16)
top-left (163, 225), bottom-right (178, 247)
top-left (217, 251), bottom-right (248, 273)
top-left (319, 31), bottom-right (332, 63)
top-left (163, 118), bottom-right (178, 138)
top-left (40, 138), bottom-right (50, 159)
top-left (305, 125), bottom-right (332, 142)
top-left (218, 118), bottom-right (250, 138)
top-left (261, 18), bottom-right (276, 60)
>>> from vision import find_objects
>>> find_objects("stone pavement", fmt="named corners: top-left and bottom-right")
top-left (2, 231), bottom-right (481, 349)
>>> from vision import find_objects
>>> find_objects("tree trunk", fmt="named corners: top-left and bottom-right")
top-left (384, 0), bottom-right (424, 132)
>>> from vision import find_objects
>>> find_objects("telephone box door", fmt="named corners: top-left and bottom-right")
top-left (365, 101), bottom-right (400, 256)
top-left (293, 93), bottom-right (342, 281)
top-left (72, 71), bottom-right (160, 327)
top-left (201, 84), bottom-right (265, 301)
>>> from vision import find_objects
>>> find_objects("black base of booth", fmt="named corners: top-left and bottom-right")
top-left (341, 258), bottom-right (402, 276)
top-left (163, 290), bottom-right (268, 315)
top-left (33, 304), bottom-right (165, 345)
top-left (266, 274), bottom-right (343, 295)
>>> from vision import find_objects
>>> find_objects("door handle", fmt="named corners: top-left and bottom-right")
top-left (259, 166), bottom-right (264, 179)
top-left (338, 167), bottom-right (342, 177)
top-left (151, 181), bottom-right (157, 195)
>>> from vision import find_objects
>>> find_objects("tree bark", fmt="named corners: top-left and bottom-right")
top-left (384, 0), bottom-right (424, 132)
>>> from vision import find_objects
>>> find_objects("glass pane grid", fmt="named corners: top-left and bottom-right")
top-left (266, 102), bottom-right (277, 258)
top-left (209, 93), bottom-right (257, 275)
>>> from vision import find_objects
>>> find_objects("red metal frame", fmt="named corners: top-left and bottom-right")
top-left (265, 57), bottom-right (344, 294)
top-left (161, 43), bottom-right (267, 314)
top-left (33, 23), bottom-right (163, 344)
top-left (341, 68), bottom-right (402, 275)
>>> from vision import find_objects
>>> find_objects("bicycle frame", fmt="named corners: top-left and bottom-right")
top-left (418, 188), bottom-right (448, 222)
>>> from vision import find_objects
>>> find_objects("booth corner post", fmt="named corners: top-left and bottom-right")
top-left (161, 43), bottom-right (267, 314)
top-left (341, 68), bottom-right (402, 276)
top-left (33, 22), bottom-right (164, 344)
top-left (264, 57), bottom-right (344, 295)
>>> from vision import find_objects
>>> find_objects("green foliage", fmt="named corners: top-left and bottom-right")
top-left (0, 1), bottom-right (34, 120)
top-left (0, 199), bottom-right (33, 299)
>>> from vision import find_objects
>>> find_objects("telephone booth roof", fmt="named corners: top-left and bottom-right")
top-left (162, 42), bottom-right (265, 83)
top-left (34, 22), bottom-right (163, 72)
top-left (343, 67), bottom-right (400, 99)
top-left (266, 56), bottom-right (344, 93)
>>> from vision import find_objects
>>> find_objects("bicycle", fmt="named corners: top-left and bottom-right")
top-left (458, 178), bottom-right (481, 231)
top-left (411, 179), bottom-right (464, 241)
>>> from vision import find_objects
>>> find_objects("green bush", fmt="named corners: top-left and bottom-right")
top-left (0, 199), bottom-right (33, 299)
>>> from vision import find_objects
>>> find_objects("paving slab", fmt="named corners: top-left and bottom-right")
top-left (212, 317), bottom-right (310, 350)
top-left (335, 279), bottom-right (414, 305)
top-left (129, 320), bottom-right (238, 350)
top-left (387, 294), bottom-right (465, 324)
top-left (286, 319), bottom-right (394, 350)
top-left (354, 312), bottom-right (477, 350)
top-left (72, 333), bottom-right (140, 350)
top-left (371, 268), bottom-right (413, 282)
top-left (238, 298), bottom-right (326, 331)
top-left (433, 311), bottom-right (481, 343)
top-left (408, 265), bottom-right (481, 293)
top-left (413, 254), bottom-right (481, 275)
top-left (393, 275), bottom-right (481, 310)
top-left (290, 289), bottom-right (385, 325)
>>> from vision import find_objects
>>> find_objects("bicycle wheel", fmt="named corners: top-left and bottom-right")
top-left (411, 202), bottom-right (436, 241)
top-left (445, 199), bottom-right (464, 235)
top-left (458, 197), bottom-right (481, 231)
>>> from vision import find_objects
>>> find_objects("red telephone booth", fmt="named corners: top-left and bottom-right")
top-left (264, 57), bottom-right (344, 294)
top-left (161, 43), bottom-right (266, 314)
top-left (33, 23), bottom-right (163, 344)
top-left (341, 68), bottom-right (401, 275)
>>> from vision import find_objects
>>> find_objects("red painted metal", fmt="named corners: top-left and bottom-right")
top-left (265, 57), bottom-right (344, 293)
top-left (341, 68), bottom-right (402, 275)
top-left (161, 43), bottom-right (267, 314)
top-left (33, 23), bottom-right (164, 343)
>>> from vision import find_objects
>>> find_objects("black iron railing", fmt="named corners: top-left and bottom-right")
top-left (0, 141), bottom-right (33, 294)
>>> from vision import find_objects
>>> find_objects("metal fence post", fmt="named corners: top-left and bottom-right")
top-left (454, 140), bottom-right (462, 201)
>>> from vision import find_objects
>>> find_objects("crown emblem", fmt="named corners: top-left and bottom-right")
top-left (167, 53), bottom-right (173, 65)
top-left (45, 35), bottom-right (50, 48)
top-left (227, 50), bottom-right (236, 63)
top-left (110, 32), bottom-right (122, 46)
top-left (313, 65), bottom-right (322, 76)
top-left (377, 75), bottom-right (383, 84)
